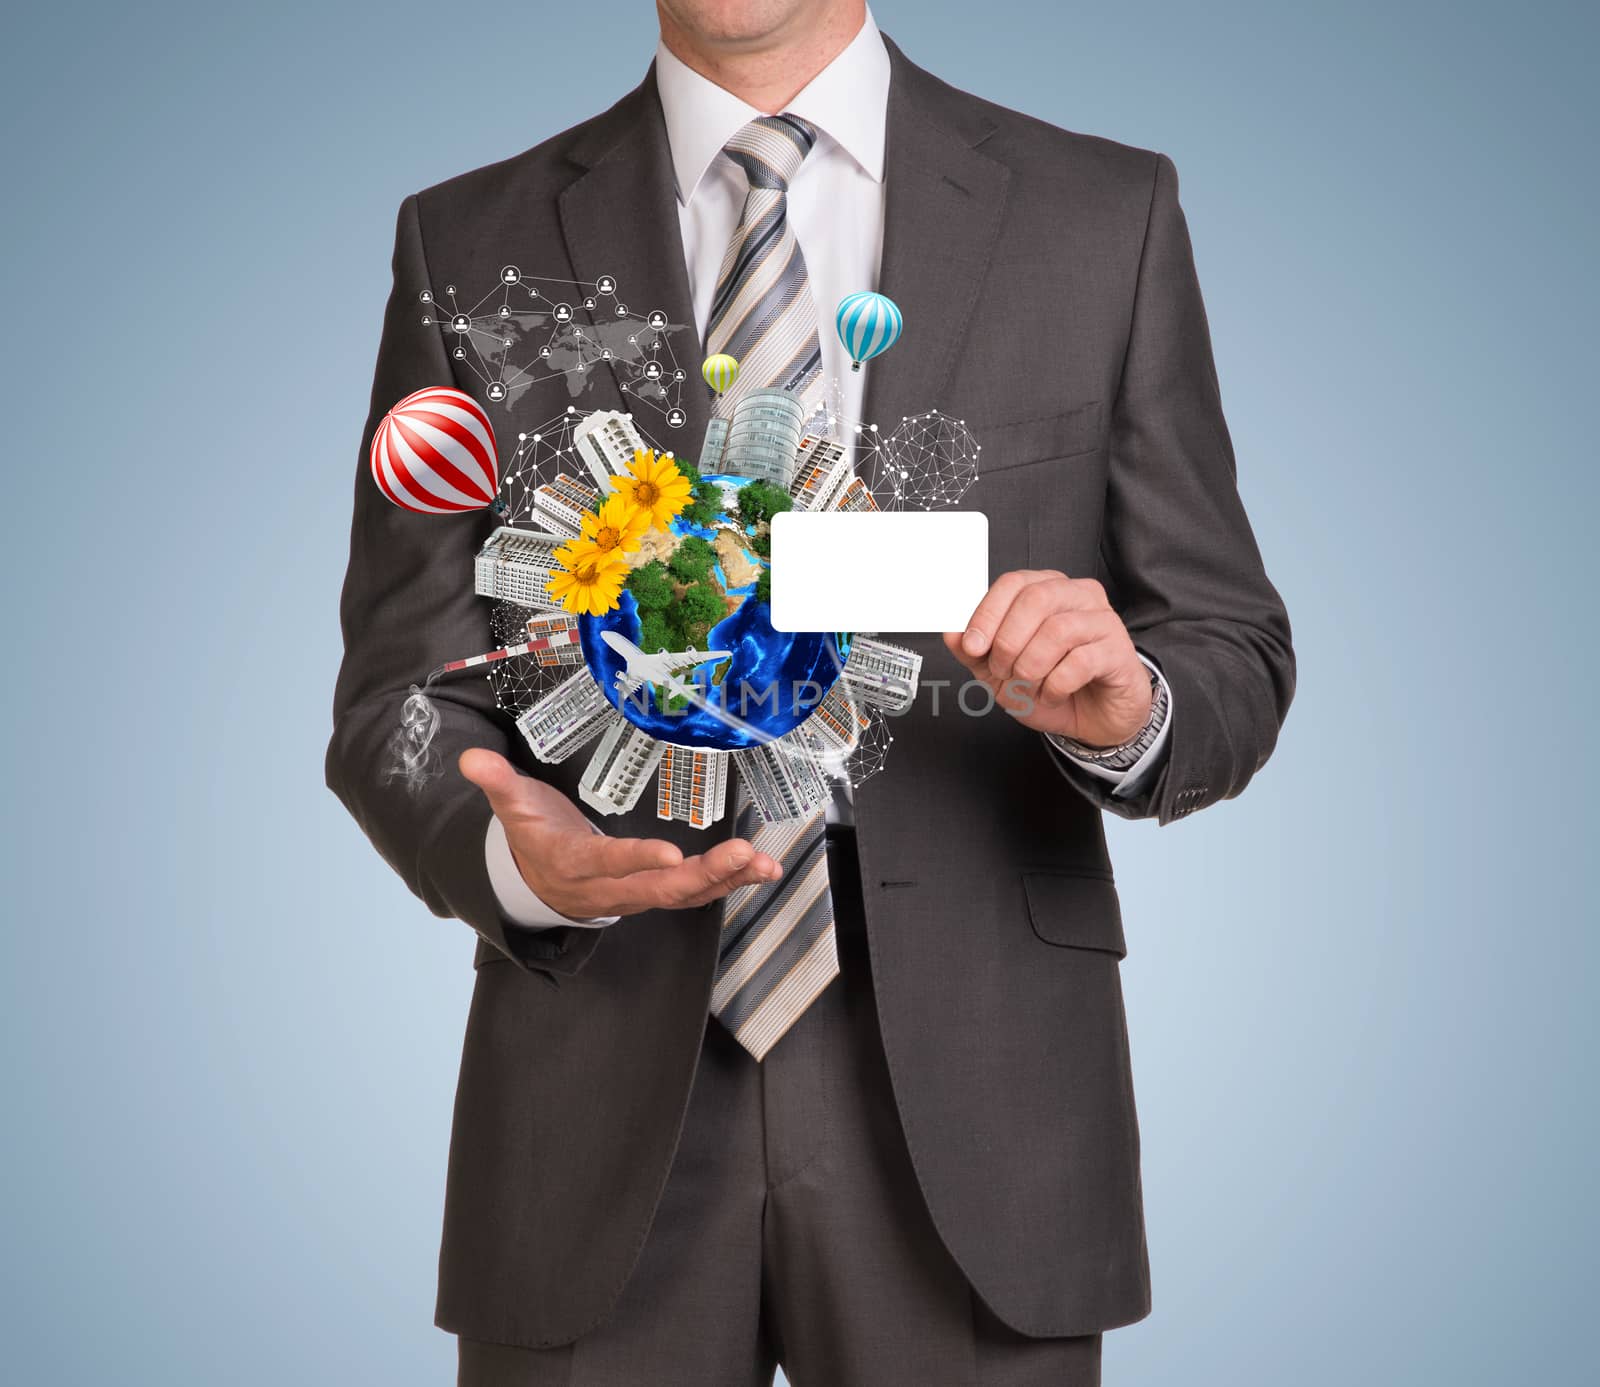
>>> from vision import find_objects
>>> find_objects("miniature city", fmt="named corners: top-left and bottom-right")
top-left (470, 387), bottom-right (923, 827)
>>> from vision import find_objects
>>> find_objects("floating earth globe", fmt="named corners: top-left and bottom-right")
top-left (578, 473), bottom-right (850, 751)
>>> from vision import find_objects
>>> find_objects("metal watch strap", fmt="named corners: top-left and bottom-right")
top-left (1052, 664), bottom-right (1168, 770)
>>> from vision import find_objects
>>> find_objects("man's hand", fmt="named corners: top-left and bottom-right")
top-left (460, 748), bottom-right (781, 919)
top-left (943, 570), bottom-right (1152, 746)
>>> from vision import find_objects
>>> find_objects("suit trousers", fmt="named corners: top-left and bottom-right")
top-left (458, 830), bottom-right (1103, 1387)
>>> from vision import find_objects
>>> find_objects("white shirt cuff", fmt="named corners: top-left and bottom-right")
top-left (1045, 654), bottom-right (1174, 799)
top-left (484, 814), bottom-right (621, 930)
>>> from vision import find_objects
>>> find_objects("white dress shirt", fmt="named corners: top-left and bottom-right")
top-left (486, 8), bottom-right (1171, 928)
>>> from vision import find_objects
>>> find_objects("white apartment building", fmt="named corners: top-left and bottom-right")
top-left (532, 472), bottom-right (599, 537)
top-left (516, 670), bottom-right (614, 763)
top-left (788, 436), bottom-right (852, 511)
top-left (732, 736), bottom-right (830, 824)
top-left (474, 526), bottom-right (566, 611)
top-left (579, 718), bottom-right (665, 816)
top-left (572, 409), bottom-right (645, 492)
top-left (841, 637), bottom-right (921, 715)
top-left (656, 745), bottom-right (729, 828)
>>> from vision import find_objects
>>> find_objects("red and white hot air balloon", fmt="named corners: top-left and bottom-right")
top-left (369, 386), bottom-right (500, 514)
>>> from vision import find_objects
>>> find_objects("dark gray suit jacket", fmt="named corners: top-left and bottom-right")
top-left (327, 36), bottom-right (1294, 1351)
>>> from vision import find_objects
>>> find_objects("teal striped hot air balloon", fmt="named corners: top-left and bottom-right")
top-left (835, 291), bottom-right (903, 371)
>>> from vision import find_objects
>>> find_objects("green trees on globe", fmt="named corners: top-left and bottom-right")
top-left (734, 480), bottom-right (792, 530)
top-left (669, 535), bottom-right (716, 585)
top-left (678, 584), bottom-right (724, 636)
top-left (625, 550), bottom-right (723, 652)
top-left (674, 457), bottom-right (723, 527)
top-left (626, 558), bottom-right (673, 610)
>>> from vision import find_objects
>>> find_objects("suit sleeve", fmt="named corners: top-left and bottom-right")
top-left (1052, 154), bottom-right (1296, 824)
top-left (324, 194), bottom-right (602, 977)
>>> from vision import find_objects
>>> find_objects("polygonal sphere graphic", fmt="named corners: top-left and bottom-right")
top-left (871, 410), bottom-right (981, 510)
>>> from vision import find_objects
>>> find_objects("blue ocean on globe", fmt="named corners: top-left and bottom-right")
top-left (578, 474), bottom-right (849, 751)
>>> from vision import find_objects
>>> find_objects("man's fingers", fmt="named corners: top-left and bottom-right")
top-left (677, 856), bottom-right (784, 909)
top-left (942, 628), bottom-right (986, 675)
top-left (568, 832), bottom-right (685, 879)
top-left (1040, 638), bottom-right (1121, 704)
top-left (689, 837), bottom-right (782, 894)
top-left (952, 570), bottom-right (1051, 660)
top-left (606, 839), bottom-right (782, 914)
top-left (987, 578), bottom-right (1078, 679)
top-left (1009, 610), bottom-right (1117, 684)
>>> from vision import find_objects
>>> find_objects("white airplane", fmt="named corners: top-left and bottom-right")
top-left (601, 631), bottom-right (733, 703)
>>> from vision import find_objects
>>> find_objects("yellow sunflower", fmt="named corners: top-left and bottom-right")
top-left (610, 449), bottom-right (691, 530)
top-left (579, 492), bottom-right (652, 558)
top-left (546, 547), bottom-right (629, 617)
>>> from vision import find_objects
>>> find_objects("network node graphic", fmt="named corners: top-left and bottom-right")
top-left (418, 273), bottom-right (692, 426)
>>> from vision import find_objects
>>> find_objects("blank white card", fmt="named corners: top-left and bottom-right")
top-left (769, 511), bottom-right (990, 633)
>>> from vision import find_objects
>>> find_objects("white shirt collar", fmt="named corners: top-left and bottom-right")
top-left (654, 7), bottom-right (890, 205)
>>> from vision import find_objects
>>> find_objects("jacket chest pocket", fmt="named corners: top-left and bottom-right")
top-left (962, 402), bottom-right (1109, 578)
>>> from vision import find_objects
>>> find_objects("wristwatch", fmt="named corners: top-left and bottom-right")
top-left (1049, 663), bottom-right (1169, 771)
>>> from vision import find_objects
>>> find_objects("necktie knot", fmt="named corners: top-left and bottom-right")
top-left (723, 114), bottom-right (817, 192)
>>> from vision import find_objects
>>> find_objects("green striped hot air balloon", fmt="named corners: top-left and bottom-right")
top-left (701, 353), bottom-right (740, 395)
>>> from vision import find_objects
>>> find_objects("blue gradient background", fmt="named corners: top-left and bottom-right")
top-left (3, 2), bottom-right (1594, 1383)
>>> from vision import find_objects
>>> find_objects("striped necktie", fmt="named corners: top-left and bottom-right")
top-left (706, 114), bottom-right (838, 1061)
top-left (712, 795), bottom-right (837, 1061)
top-left (706, 114), bottom-right (824, 407)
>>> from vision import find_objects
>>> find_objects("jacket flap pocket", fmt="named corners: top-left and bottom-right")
top-left (974, 401), bottom-right (1103, 474)
top-left (1022, 869), bottom-right (1126, 957)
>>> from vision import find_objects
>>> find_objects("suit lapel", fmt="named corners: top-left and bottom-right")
top-left (862, 38), bottom-right (1010, 430)
top-left (555, 75), bottom-right (724, 853)
top-left (556, 67), bottom-right (712, 456)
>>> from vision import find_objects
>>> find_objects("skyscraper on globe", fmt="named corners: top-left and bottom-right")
top-left (700, 416), bottom-right (729, 473)
top-left (722, 388), bottom-right (805, 487)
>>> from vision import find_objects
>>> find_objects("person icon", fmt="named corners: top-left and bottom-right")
top-left (500, 266), bottom-right (521, 284)
top-left (673, 369), bottom-right (685, 381)
top-left (453, 346), bottom-right (466, 360)
top-left (419, 290), bottom-right (432, 303)
top-left (600, 348), bottom-right (613, 361)
top-left (644, 361), bottom-right (662, 380)
top-left (597, 275), bottom-right (615, 295)
top-left (499, 305), bottom-right (511, 318)
top-left (614, 303), bottom-right (629, 318)
top-left (666, 408), bottom-right (686, 428)
top-left (647, 309), bottom-right (667, 329)
top-left (487, 382), bottom-right (506, 402)
top-left (584, 296), bottom-right (597, 309)
top-left (451, 314), bottom-right (471, 333)
top-left (554, 303), bottom-right (573, 323)
top-left (540, 345), bottom-right (552, 358)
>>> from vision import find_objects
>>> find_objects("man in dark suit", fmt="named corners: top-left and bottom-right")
top-left (328, 2), bottom-right (1294, 1381)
